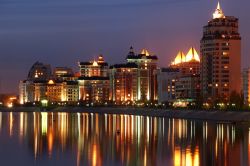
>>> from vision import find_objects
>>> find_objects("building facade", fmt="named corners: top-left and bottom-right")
top-left (78, 55), bottom-right (110, 104)
top-left (110, 63), bottom-right (138, 104)
top-left (157, 68), bottom-right (180, 104)
top-left (126, 47), bottom-right (158, 102)
top-left (79, 55), bottom-right (108, 77)
top-left (243, 68), bottom-right (250, 105)
top-left (200, 3), bottom-right (241, 102)
top-left (157, 47), bottom-right (201, 105)
top-left (175, 74), bottom-right (201, 100)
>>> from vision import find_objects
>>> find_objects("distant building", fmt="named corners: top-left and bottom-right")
top-left (79, 55), bottom-right (109, 77)
top-left (27, 61), bottom-right (52, 81)
top-left (63, 81), bottom-right (79, 104)
top-left (110, 63), bottom-right (138, 104)
top-left (46, 80), bottom-right (64, 102)
top-left (126, 47), bottom-right (158, 102)
top-left (33, 80), bottom-right (47, 102)
top-left (78, 55), bottom-right (110, 104)
top-left (19, 80), bottom-right (35, 104)
top-left (157, 68), bottom-right (180, 104)
top-left (157, 47), bottom-right (201, 105)
top-left (78, 77), bottom-right (110, 104)
top-left (200, 2), bottom-right (241, 102)
top-left (19, 62), bottom-right (78, 105)
top-left (243, 68), bottom-right (250, 105)
top-left (44, 80), bottom-right (79, 104)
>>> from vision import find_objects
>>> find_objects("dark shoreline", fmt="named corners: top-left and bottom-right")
top-left (1, 107), bottom-right (250, 123)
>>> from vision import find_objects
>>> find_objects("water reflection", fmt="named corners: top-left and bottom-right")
top-left (0, 112), bottom-right (249, 166)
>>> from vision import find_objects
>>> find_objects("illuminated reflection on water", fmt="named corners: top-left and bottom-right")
top-left (0, 112), bottom-right (249, 166)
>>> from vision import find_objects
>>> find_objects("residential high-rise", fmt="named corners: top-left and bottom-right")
top-left (200, 2), bottom-right (241, 102)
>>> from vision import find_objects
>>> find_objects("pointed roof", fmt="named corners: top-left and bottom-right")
top-left (185, 47), bottom-right (200, 62)
top-left (172, 51), bottom-right (186, 65)
top-left (213, 2), bottom-right (225, 19)
top-left (127, 46), bottom-right (135, 56)
top-left (217, 1), bottom-right (221, 10)
top-left (141, 49), bottom-right (150, 56)
top-left (92, 60), bottom-right (98, 66)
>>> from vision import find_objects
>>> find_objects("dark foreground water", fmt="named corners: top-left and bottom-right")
top-left (0, 112), bottom-right (249, 166)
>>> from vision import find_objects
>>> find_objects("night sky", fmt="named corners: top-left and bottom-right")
top-left (0, 0), bottom-right (249, 94)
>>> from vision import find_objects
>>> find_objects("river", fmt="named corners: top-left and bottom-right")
top-left (0, 111), bottom-right (249, 166)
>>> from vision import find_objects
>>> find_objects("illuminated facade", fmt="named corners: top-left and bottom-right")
top-left (78, 55), bottom-right (110, 104)
top-left (157, 47), bottom-right (201, 104)
top-left (110, 63), bottom-right (138, 104)
top-left (19, 80), bottom-right (29, 104)
top-left (63, 81), bottom-right (79, 104)
top-left (157, 68), bottom-right (180, 104)
top-left (200, 2), bottom-right (241, 102)
top-left (78, 77), bottom-right (110, 104)
top-left (46, 80), bottom-right (64, 102)
top-left (243, 68), bottom-right (250, 105)
top-left (34, 81), bottom-right (47, 102)
top-left (20, 61), bottom-right (81, 104)
top-left (79, 55), bottom-right (108, 77)
top-left (126, 47), bottom-right (158, 102)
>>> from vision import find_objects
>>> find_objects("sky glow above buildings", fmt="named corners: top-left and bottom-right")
top-left (0, 0), bottom-right (249, 93)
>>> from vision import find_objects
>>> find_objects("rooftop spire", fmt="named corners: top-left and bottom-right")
top-left (127, 46), bottom-right (135, 56)
top-left (213, 2), bottom-right (225, 19)
top-left (217, 1), bottom-right (221, 10)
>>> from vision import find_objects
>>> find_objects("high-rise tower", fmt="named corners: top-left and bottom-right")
top-left (200, 2), bottom-right (241, 102)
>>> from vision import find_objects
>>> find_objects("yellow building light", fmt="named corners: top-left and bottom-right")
top-left (141, 49), bottom-right (150, 56)
top-left (7, 103), bottom-right (13, 108)
top-left (48, 80), bottom-right (54, 84)
top-left (185, 47), bottom-right (200, 62)
top-left (41, 99), bottom-right (48, 107)
top-left (213, 2), bottom-right (225, 19)
top-left (92, 61), bottom-right (98, 66)
top-left (172, 51), bottom-right (185, 65)
top-left (223, 52), bottom-right (229, 56)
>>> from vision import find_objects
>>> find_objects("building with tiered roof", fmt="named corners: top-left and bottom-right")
top-left (200, 2), bottom-right (241, 102)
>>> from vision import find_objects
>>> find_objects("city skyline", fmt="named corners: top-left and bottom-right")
top-left (1, 0), bottom-right (250, 94)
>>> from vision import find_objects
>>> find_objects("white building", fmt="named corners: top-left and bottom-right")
top-left (157, 68), bottom-right (180, 104)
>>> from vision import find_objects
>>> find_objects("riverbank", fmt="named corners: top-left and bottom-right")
top-left (1, 107), bottom-right (250, 122)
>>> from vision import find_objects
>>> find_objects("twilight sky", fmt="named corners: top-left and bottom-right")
top-left (0, 0), bottom-right (249, 94)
